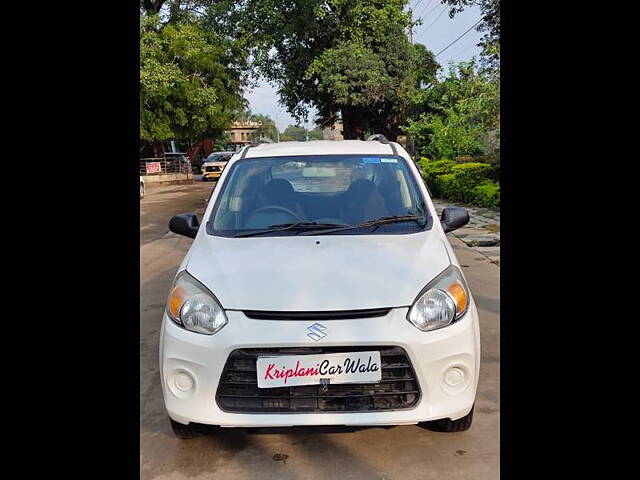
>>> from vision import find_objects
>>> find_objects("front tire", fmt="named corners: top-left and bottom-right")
top-left (420, 405), bottom-right (474, 432)
top-left (169, 417), bottom-right (207, 439)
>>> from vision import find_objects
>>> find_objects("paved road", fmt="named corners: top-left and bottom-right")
top-left (140, 185), bottom-right (499, 480)
top-left (140, 182), bottom-right (214, 246)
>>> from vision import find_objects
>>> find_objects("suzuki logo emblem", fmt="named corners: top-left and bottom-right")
top-left (307, 322), bottom-right (327, 341)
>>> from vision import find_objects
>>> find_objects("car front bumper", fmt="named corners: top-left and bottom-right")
top-left (159, 302), bottom-right (480, 427)
top-left (202, 171), bottom-right (221, 179)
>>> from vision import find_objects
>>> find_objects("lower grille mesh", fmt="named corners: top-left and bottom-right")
top-left (215, 346), bottom-right (420, 413)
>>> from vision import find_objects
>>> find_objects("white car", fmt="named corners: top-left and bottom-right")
top-left (200, 151), bottom-right (234, 181)
top-left (140, 176), bottom-right (145, 199)
top-left (161, 139), bottom-right (480, 439)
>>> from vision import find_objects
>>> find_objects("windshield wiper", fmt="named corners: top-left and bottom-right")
top-left (234, 222), bottom-right (348, 238)
top-left (299, 215), bottom-right (426, 236)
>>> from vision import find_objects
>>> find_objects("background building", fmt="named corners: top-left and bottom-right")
top-left (226, 121), bottom-right (262, 150)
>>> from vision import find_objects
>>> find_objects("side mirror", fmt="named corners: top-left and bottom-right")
top-left (440, 207), bottom-right (469, 233)
top-left (169, 213), bottom-right (200, 238)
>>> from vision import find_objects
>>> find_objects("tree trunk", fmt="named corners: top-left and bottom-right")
top-left (341, 107), bottom-right (366, 140)
top-left (152, 140), bottom-right (164, 158)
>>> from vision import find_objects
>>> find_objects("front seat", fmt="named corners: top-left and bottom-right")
top-left (340, 179), bottom-right (388, 224)
top-left (258, 179), bottom-right (306, 220)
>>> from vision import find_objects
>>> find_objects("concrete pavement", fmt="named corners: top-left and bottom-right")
top-left (140, 184), bottom-right (499, 480)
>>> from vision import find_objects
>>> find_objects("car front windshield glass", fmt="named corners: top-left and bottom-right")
top-left (208, 155), bottom-right (430, 237)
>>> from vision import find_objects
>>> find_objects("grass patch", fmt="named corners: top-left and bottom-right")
top-left (483, 223), bottom-right (500, 233)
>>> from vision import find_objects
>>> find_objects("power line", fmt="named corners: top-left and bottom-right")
top-left (412, 0), bottom-right (426, 12)
top-left (423, 5), bottom-right (447, 32)
top-left (435, 18), bottom-right (483, 57)
top-left (410, 0), bottom-right (435, 44)
top-left (415, 5), bottom-right (447, 41)
top-left (416, 0), bottom-right (438, 21)
top-left (449, 42), bottom-right (478, 61)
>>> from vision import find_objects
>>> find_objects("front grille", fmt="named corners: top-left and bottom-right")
top-left (215, 346), bottom-right (420, 413)
top-left (243, 308), bottom-right (391, 320)
top-left (205, 166), bottom-right (220, 172)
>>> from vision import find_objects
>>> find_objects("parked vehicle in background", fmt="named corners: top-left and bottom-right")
top-left (140, 176), bottom-right (145, 199)
top-left (161, 139), bottom-right (479, 439)
top-left (201, 151), bottom-right (235, 181)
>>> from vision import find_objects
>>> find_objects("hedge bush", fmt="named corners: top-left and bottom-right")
top-left (448, 163), bottom-right (492, 203)
top-left (472, 181), bottom-right (500, 208)
top-left (419, 158), bottom-right (456, 197)
top-left (419, 158), bottom-right (499, 208)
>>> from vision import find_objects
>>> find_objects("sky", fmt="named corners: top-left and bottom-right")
top-left (244, 1), bottom-right (483, 132)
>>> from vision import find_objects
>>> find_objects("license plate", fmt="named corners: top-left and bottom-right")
top-left (256, 351), bottom-right (382, 389)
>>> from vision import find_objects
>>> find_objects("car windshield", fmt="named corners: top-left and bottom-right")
top-left (207, 154), bottom-right (232, 162)
top-left (207, 155), bottom-right (430, 237)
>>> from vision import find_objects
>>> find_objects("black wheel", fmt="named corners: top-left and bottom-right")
top-left (169, 417), bottom-right (207, 439)
top-left (420, 405), bottom-right (474, 432)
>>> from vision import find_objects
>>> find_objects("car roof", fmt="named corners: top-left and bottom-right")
top-left (238, 140), bottom-right (404, 159)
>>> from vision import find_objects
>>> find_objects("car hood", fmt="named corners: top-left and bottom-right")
top-left (202, 161), bottom-right (226, 167)
top-left (185, 231), bottom-right (451, 311)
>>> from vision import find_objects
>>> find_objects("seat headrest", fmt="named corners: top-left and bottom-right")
top-left (261, 179), bottom-right (295, 199)
top-left (346, 179), bottom-right (376, 196)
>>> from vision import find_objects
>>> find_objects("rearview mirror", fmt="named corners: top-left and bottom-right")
top-left (440, 207), bottom-right (469, 233)
top-left (169, 213), bottom-right (200, 238)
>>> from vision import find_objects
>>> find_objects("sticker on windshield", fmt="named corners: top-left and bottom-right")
top-left (380, 158), bottom-right (398, 163)
top-left (362, 157), bottom-right (381, 164)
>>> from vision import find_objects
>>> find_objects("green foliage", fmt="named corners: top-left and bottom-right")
top-left (472, 181), bottom-right (500, 208)
top-left (232, 0), bottom-right (437, 139)
top-left (213, 132), bottom-right (231, 151)
top-left (281, 125), bottom-right (306, 142)
top-left (420, 158), bottom-right (498, 207)
top-left (308, 128), bottom-right (324, 140)
top-left (140, 13), bottom-right (247, 142)
top-left (238, 112), bottom-right (279, 141)
top-left (419, 158), bottom-right (455, 196)
top-left (441, 0), bottom-right (500, 71)
top-left (446, 163), bottom-right (492, 203)
top-left (407, 112), bottom-right (486, 159)
top-left (435, 173), bottom-right (456, 199)
top-left (403, 59), bottom-right (499, 160)
top-left (279, 125), bottom-right (323, 141)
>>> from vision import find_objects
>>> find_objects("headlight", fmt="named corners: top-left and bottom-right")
top-left (407, 265), bottom-right (470, 332)
top-left (166, 271), bottom-right (227, 335)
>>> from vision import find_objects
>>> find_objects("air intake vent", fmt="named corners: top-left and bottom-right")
top-left (216, 346), bottom-right (421, 413)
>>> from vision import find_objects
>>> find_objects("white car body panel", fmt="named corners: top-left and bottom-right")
top-left (160, 140), bottom-right (480, 428)
top-left (185, 231), bottom-right (450, 311)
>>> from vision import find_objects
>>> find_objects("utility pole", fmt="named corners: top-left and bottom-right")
top-left (409, 8), bottom-right (413, 44)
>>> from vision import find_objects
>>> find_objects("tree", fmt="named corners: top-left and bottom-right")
top-left (282, 125), bottom-right (308, 142)
top-left (308, 128), bottom-right (324, 140)
top-left (402, 59), bottom-right (499, 159)
top-left (226, 0), bottom-right (438, 140)
top-left (140, 13), bottom-right (247, 145)
top-left (440, 0), bottom-right (500, 70)
top-left (245, 112), bottom-right (278, 141)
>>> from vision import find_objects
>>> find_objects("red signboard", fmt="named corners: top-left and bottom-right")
top-left (145, 162), bottom-right (162, 174)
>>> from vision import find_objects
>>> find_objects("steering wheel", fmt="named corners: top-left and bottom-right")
top-left (248, 205), bottom-right (302, 223)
